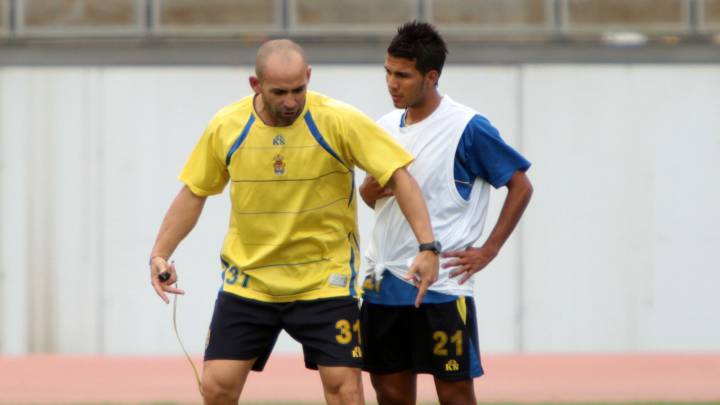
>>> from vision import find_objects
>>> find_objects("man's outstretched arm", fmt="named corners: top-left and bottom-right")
top-left (385, 167), bottom-right (439, 307)
top-left (149, 185), bottom-right (207, 303)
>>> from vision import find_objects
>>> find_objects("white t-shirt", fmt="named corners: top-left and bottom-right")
top-left (363, 95), bottom-right (530, 301)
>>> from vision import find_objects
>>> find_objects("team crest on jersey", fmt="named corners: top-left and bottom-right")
top-left (273, 154), bottom-right (286, 176)
top-left (272, 134), bottom-right (286, 145)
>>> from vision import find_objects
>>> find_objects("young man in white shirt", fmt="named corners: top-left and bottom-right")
top-left (359, 21), bottom-right (534, 405)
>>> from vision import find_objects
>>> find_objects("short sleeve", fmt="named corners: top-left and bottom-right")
top-left (337, 106), bottom-right (414, 187)
top-left (178, 120), bottom-right (229, 196)
top-left (455, 115), bottom-right (531, 190)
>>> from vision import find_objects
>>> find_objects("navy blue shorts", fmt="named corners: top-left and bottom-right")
top-left (360, 296), bottom-right (484, 381)
top-left (205, 292), bottom-right (362, 371)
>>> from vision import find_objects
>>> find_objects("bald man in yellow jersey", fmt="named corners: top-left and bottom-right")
top-left (148, 39), bottom-right (439, 405)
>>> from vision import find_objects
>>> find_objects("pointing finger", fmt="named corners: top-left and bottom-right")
top-left (414, 284), bottom-right (426, 308)
top-left (414, 278), bottom-right (432, 308)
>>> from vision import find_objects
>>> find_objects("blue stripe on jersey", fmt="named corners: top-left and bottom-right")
top-left (348, 172), bottom-right (355, 206)
top-left (362, 270), bottom-right (457, 306)
top-left (304, 111), bottom-right (355, 204)
top-left (454, 115), bottom-right (531, 199)
top-left (348, 244), bottom-right (357, 298)
top-left (220, 257), bottom-right (229, 292)
top-left (225, 114), bottom-right (255, 165)
top-left (304, 111), bottom-right (348, 168)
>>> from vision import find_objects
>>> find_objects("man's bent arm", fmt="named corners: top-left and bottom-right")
top-left (482, 170), bottom-right (533, 254)
top-left (444, 170), bottom-right (533, 284)
top-left (149, 185), bottom-right (207, 303)
top-left (386, 167), bottom-right (439, 307)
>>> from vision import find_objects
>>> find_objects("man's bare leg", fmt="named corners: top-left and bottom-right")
top-left (202, 359), bottom-right (255, 405)
top-left (318, 365), bottom-right (365, 405)
top-left (434, 377), bottom-right (476, 405)
top-left (370, 371), bottom-right (416, 405)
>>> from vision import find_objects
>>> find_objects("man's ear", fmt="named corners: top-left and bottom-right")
top-left (249, 76), bottom-right (261, 93)
top-left (425, 70), bottom-right (439, 88)
top-left (306, 65), bottom-right (312, 83)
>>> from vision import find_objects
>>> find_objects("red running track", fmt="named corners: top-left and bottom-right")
top-left (1, 354), bottom-right (719, 403)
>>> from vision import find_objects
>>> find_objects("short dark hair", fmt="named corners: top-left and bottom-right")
top-left (387, 21), bottom-right (448, 77)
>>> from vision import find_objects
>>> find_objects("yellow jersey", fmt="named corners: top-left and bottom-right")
top-left (179, 91), bottom-right (413, 302)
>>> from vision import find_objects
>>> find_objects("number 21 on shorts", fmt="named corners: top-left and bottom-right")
top-left (433, 330), bottom-right (463, 356)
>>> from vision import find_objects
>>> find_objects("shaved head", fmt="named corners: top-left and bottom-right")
top-left (250, 39), bottom-right (311, 127)
top-left (255, 39), bottom-right (308, 79)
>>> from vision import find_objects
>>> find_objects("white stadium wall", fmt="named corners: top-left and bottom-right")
top-left (0, 65), bottom-right (719, 355)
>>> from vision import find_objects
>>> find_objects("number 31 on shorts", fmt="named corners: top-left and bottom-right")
top-left (335, 319), bottom-right (361, 344)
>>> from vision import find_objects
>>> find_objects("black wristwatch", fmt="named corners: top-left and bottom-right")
top-left (418, 240), bottom-right (442, 255)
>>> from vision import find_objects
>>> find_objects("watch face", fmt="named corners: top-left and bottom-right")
top-left (420, 241), bottom-right (442, 253)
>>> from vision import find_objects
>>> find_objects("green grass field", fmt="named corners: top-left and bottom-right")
top-left (17, 394), bottom-right (718, 404)
top-left (228, 401), bottom-right (720, 405)
top-left (20, 400), bottom-right (719, 405)
top-left (189, 402), bottom-right (720, 405)
top-left (112, 402), bottom-right (720, 405)
top-left (186, 402), bottom-right (720, 405)
top-left (98, 401), bottom-right (720, 405)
